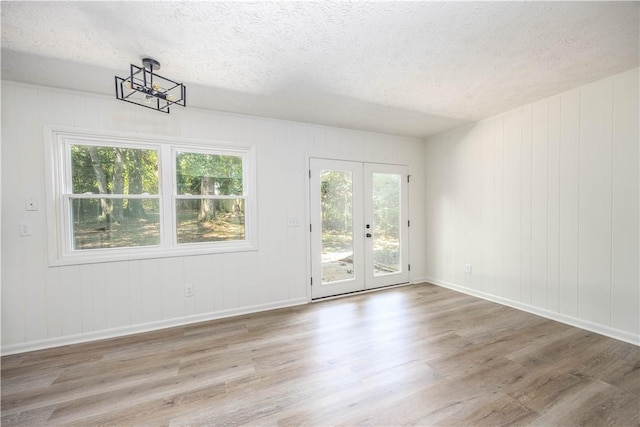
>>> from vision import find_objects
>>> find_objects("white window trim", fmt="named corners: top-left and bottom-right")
top-left (44, 125), bottom-right (257, 266)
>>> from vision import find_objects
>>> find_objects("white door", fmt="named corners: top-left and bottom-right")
top-left (310, 159), bottom-right (409, 299)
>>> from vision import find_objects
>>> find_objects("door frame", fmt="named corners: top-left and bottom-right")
top-left (307, 157), bottom-right (411, 300)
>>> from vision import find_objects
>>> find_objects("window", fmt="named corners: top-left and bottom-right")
top-left (46, 128), bottom-right (256, 265)
top-left (174, 150), bottom-right (245, 244)
top-left (68, 144), bottom-right (161, 250)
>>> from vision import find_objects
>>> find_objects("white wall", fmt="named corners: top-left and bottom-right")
top-left (425, 68), bottom-right (639, 345)
top-left (1, 81), bottom-right (426, 354)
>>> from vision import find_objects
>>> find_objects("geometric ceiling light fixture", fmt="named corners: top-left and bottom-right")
top-left (115, 58), bottom-right (186, 113)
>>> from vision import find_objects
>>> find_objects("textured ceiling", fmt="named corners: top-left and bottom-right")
top-left (2, 1), bottom-right (639, 138)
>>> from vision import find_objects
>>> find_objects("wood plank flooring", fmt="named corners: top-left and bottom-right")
top-left (2, 283), bottom-right (639, 426)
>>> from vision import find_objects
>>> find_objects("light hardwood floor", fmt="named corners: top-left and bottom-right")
top-left (2, 283), bottom-right (639, 426)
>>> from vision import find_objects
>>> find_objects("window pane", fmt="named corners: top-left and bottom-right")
top-left (71, 198), bottom-right (160, 250)
top-left (176, 152), bottom-right (243, 196)
top-left (372, 173), bottom-right (401, 276)
top-left (320, 170), bottom-right (354, 283)
top-left (176, 198), bottom-right (245, 243)
top-left (71, 145), bottom-right (158, 194)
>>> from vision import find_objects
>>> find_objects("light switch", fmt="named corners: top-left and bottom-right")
top-left (19, 221), bottom-right (32, 236)
top-left (287, 217), bottom-right (301, 227)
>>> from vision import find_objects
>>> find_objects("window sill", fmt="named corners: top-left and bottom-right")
top-left (48, 241), bottom-right (258, 267)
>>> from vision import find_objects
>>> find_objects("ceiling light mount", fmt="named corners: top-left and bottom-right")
top-left (115, 57), bottom-right (186, 113)
top-left (142, 57), bottom-right (160, 71)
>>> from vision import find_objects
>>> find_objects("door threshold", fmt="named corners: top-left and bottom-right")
top-left (311, 281), bottom-right (412, 302)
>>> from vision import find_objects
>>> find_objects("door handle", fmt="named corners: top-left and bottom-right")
top-left (366, 233), bottom-right (372, 238)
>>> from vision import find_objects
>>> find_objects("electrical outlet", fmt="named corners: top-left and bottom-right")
top-left (465, 264), bottom-right (472, 274)
top-left (19, 221), bottom-right (32, 236)
top-left (184, 283), bottom-right (194, 297)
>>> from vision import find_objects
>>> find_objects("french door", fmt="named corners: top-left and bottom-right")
top-left (310, 158), bottom-right (409, 299)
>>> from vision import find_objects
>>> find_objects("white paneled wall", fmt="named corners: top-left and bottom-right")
top-left (425, 68), bottom-right (639, 344)
top-left (1, 82), bottom-right (426, 354)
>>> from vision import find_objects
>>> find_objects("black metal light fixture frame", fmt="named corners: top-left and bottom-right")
top-left (115, 58), bottom-right (186, 113)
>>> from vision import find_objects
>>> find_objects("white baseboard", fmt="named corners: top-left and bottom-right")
top-left (411, 276), bottom-right (429, 284)
top-left (424, 276), bottom-right (639, 346)
top-left (2, 298), bottom-right (308, 356)
top-left (6, 280), bottom-right (636, 355)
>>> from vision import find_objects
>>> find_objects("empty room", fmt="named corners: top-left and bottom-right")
top-left (1, 1), bottom-right (638, 425)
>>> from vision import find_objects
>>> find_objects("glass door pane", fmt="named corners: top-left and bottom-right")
top-left (372, 173), bottom-right (401, 276)
top-left (364, 163), bottom-right (409, 289)
top-left (320, 170), bottom-right (354, 283)
top-left (310, 159), bottom-right (364, 299)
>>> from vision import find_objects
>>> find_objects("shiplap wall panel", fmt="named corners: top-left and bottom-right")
top-left (159, 257), bottom-right (186, 320)
top-left (611, 70), bottom-right (640, 334)
top-left (503, 109), bottom-right (523, 302)
top-left (90, 263), bottom-right (107, 331)
top-left (212, 255), bottom-right (226, 312)
top-left (193, 254), bottom-right (216, 315)
top-left (347, 127), bottom-right (366, 161)
top-left (425, 68), bottom-right (639, 344)
top-left (3, 79), bottom-right (424, 354)
top-left (182, 256), bottom-right (197, 317)
top-left (79, 264), bottom-right (94, 333)
top-left (520, 105), bottom-right (533, 305)
top-left (558, 89), bottom-right (581, 318)
top-left (578, 78), bottom-right (613, 327)
top-left (547, 96), bottom-right (561, 312)
top-left (424, 137), bottom-right (439, 280)
top-left (84, 96), bottom-right (107, 130)
top-left (453, 131), bottom-right (465, 288)
top-left (448, 132), bottom-right (458, 287)
top-left (531, 100), bottom-right (549, 309)
top-left (1, 85), bottom-right (25, 347)
top-left (72, 95), bottom-right (88, 128)
top-left (240, 251), bottom-right (259, 306)
top-left (182, 110), bottom-right (212, 140)
top-left (21, 87), bottom-right (49, 341)
top-left (128, 260), bottom-right (144, 324)
top-left (460, 127), bottom-right (472, 290)
top-left (284, 125), bottom-right (310, 300)
top-left (425, 133), bottom-right (449, 283)
top-left (478, 120), bottom-right (496, 295)
top-left (59, 266), bottom-right (83, 336)
top-left (215, 113), bottom-right (238, 142)
top-left (18, 86), bottom-right (50, 344)
top-left (493, 117), bottom-right (504, 297)
top-left (42, 77), bottom-right (67, 337)
top-left (106, 261), bottom-right (132, 329)
top-left (44, 267), bottom-right (62, 339)
top-left (463, 125), bottom-right (481, 290)
top-left (23, 242), bottom-right (48, 342)
top-left (21, 260), bottom-right (46, 343)
top-left (220, 253), bottom-right (239, 309)
top-left (38, 90), bottom-right (74, 127)
top-left (446, 136), bottom-right (458, 286)
top-left (139, 258), bottom-right (162, 323)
